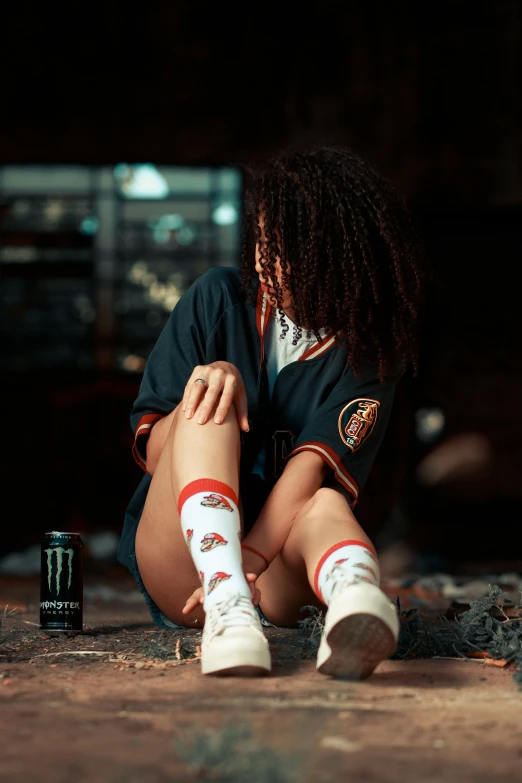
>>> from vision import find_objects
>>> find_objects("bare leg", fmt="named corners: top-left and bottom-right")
top-left (256, 488), bottom-right (375, 626)
top-left (137, 405), bottom-right (372, 630)
top-left (135, 403), bottom-right (241, 628)
top-left (254, 487), bottom-right (397, 680)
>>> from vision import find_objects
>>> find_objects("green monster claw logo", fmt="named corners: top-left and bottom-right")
top-left (44, 547), bottom-right (74, 593)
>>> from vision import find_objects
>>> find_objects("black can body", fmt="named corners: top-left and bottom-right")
top-left (40, 532), bottom-right (84, 632)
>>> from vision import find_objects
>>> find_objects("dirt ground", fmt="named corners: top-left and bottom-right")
top-left (1, 572), bottom-right (521, 783)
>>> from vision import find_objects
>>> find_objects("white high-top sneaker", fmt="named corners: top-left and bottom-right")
top-left (201, 594), bottom-right (271, 676)
top-left (316, 579), bottom-right (399, 680)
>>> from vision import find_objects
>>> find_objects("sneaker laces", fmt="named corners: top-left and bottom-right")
top-left (206, 593), bottom-right (260, 637)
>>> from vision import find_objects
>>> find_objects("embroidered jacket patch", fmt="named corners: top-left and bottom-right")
top-left (338, 398), bottom-right (380, 452)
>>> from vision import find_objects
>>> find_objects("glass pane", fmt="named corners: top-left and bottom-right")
top-left (0, 164), bottom-right (242, 372)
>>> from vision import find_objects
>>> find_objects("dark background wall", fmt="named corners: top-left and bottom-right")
top-left (2, 1), bottom-right (521, 568)
top-left (3, 2), bottom-right (520, 204)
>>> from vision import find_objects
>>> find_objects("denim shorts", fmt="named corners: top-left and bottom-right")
top-left (127, 550), bottom-right (278, 629)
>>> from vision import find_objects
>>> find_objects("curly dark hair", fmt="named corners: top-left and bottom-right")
top-left (240, 145), bottom-right (426, 381)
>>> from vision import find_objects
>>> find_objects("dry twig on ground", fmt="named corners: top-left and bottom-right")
top-left (298, 585), bottom-right (522, 690)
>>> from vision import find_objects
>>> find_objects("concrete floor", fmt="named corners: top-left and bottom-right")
top-left (0, 574), bottom-right (521, 782)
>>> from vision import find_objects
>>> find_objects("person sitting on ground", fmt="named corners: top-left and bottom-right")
top-left (118, 144), bottom-right (426, 678)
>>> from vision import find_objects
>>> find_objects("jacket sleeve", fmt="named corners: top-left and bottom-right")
top-left (287, 365), bottom-right (401, 506)
top-left (130, 269), bottom-right (223, 470)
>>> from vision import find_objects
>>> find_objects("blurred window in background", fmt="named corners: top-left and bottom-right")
top-left (0, 165), bottom-right (242, 373)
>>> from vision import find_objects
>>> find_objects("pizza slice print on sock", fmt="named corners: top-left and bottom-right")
top-left (200, 493), bottom-right (234, 511)
top-left (353, 562), bottom-right (378, 580)
top-left (178, 481), bottom-right (252, 609)
top-left (207, 572), bottom-right (232, 594)
top-left (325, 558), bottom-right (349, 581)
top-left (185, 529), bottom-right (193, 551)
top-left (200, 532), bottom-right (228, 552)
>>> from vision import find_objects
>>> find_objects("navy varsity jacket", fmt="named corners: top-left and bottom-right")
top-left (118, 266), bottom-right (400, 567)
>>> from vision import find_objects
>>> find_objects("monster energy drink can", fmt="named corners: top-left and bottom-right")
top-left (40, 531), bottom-right (84, 632)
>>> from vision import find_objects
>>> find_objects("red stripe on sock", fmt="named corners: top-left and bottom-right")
top-left (313, 540), bottom-right (378, 603)
top-left (177, 479), bottom-right (238, 516)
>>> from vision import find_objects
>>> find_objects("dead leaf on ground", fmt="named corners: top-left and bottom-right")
top-left (465, 652), bottom-right (510, 668)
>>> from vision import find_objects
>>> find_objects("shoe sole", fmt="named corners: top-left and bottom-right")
top-left (201, 646), bottom-right (271, 677)
top-left (316, 583), bottom-right (399, 680)
top-left (316, 611), bottom-right (397, 680)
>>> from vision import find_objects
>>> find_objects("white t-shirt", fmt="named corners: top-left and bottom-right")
top-left (251, 309), bottom-right (328, 480)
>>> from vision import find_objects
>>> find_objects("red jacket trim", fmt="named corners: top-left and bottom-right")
top-left (298, 333), bottom-right (338, 362)
top-left (132, 413), bottom-right (165, 471)
top-left (286, 441), bottom-right (359, 505)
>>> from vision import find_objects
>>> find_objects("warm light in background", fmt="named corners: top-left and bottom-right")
top-left (415, 407), bottom-right (445, 444)
top-left (0, 164), bottom-right (242, 372)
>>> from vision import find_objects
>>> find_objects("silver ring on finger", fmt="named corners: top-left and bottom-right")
top-left (194, 378), bottom-right (207, 386)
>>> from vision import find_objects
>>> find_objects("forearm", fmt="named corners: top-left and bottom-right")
top-left (242, 451), bottom-right (328, 572)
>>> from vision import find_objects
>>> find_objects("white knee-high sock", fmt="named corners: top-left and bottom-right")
top-left (178, 479), bottom-right (250, 611)
top-left (314, 540), bottom-right (380, 605)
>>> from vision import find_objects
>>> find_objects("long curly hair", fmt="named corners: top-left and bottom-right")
top-left (240, 145), bottom-right (426, 381)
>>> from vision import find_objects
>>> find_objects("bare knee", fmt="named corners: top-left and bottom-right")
top-left (179, 396), bottom-right (239, 430)
top-left (151, 399), bottom-right (241, 480)
top-left (168, 399), bottom-right (240, 456)
top-left (294, 487), bottom-right (338, 520)
top-left (280, 489), bottom-right (349, 565)
top-left (294, 487), bottom-right (354, 527)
